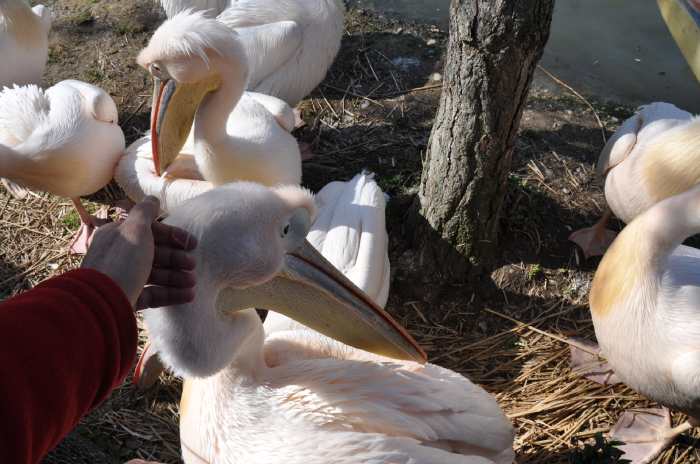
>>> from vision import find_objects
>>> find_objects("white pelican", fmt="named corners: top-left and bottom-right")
top-left (0, 0), bottom-right (51, 87)
top-left (569, 102), bottom-right (698, 257)
top-left (158, 0), bottom-right (344, 106)
top-left (0, 80), bottom-right (125, 253)
top-left (139, 181), bottom-right (515, 464)
top-left (127, 11), bottom-right (301, 189)
top-left (588, 183), bottom-right (700, 463)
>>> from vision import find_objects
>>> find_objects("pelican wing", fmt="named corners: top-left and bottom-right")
top-left (308, 172), bottom-right (391, 307)
top-left (269, 356), bottom-right (515, 464)
top-left (221, 20), bottom-right (303, 92)
top-left (246, 91), bottom-right (297, 132)
top-left (0, 84), bottom-right (49, 146)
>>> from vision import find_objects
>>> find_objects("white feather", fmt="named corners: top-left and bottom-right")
top-left (0, 84), bottom-right (49, 145)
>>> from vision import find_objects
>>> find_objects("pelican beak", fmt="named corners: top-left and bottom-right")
top-left (220, 240), bottom-right (427, 363)
top-left (150, 75), bottom-right (220, 176)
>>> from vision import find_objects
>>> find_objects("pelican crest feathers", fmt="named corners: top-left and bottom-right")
top-left (138, 9), bottom-right (239, 69)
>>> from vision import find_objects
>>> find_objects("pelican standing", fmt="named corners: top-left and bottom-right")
top-left (569, 102), bottom-right (699, 257)
top-left (588, 183), bottom-right (700, 463)
top-left (0, 0), bottom-right (51, 87)
top-left (0, 81), bottom-right (125, 253)
top-left (139, 182), bottom-right (515, 464)
top-left (123, 11), bottom-right (301, 192)
top-left (158, 0), bottom-right (344, 106)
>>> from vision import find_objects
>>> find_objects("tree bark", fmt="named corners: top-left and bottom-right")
top-left (411, 0), bottom-right (554, 282)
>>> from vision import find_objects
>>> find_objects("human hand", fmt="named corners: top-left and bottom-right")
top-left (81, 196), bottom-right (197, 310)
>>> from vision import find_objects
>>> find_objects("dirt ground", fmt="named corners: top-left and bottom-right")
top-left (2, 1), bottom-right (694, 463)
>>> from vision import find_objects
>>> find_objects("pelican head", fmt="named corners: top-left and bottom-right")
top-left (144, 182), bottom-right (426, 378)
top-left (137, 10), bottom-right (248, 176)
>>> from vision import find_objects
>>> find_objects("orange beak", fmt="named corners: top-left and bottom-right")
top-left (150, 79), bottom-right (167, 177)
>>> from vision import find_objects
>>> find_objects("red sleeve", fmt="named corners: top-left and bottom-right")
top-left (0, 269), bottom-right (137, 464)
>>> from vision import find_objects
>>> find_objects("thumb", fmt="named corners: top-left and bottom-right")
top-left (125, 196), bottom-right (161, 230)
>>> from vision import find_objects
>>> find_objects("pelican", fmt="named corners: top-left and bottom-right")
top-left (569, 102), bottom-right (698, 257)
top-left (0, 0), bottom-right (51, 87)
top-left (587, 183), bottom-right (700, 463)
top-left (138, 181), bottom-right (515, 464)
top-left (158, 0), bottom-right (344, 106)
top-left (129, 10), bottom-right (301, 189)
top-left (0, 80), bottom-right (125, 253)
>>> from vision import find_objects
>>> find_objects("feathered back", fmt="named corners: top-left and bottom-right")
top-left (265, 172), bottom-right (391, 336)
top-left (0, 84), bottom-right (49, 145)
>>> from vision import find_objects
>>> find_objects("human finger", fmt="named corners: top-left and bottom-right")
top-left (152, 221), bottom-right (198, 250)
top-left (153, 246), bottom-right (196, 271)
top-left (147, 268), bottom-right (195, 288)
top-left (136, 286), bottom-right (196, 310)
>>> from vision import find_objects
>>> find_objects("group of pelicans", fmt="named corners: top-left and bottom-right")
top-left (2, 0), bottom-right (700, 463)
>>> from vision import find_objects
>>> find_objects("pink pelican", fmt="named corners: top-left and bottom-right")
top-left (569, 102), bottom-right (699, 258)
top-left (588, 183), bottom-right (700, 463)
top-left (120, 11), bottom-right (301, 186)
top-left (134, 181), bottom-right (515, 464)
top-left (0, 80), bottom-right (125, 253)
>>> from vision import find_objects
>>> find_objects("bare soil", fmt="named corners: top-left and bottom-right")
top-left (0, 1), bottom-right (691, 463)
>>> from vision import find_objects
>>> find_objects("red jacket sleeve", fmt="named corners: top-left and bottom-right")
top-left (0, 269), bottom-right (137, 464)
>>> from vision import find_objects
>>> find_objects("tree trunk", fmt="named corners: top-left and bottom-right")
top-left (411, 0), bottom-right (554, 282)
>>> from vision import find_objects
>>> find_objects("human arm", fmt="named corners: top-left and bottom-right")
top-left (0, 196), bottom-right (196, 463)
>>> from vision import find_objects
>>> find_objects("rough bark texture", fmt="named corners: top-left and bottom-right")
top-left (411, 0), bottom-right (554, 282)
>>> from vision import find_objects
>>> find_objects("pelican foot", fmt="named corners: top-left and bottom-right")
top-left (610, 408), bottom-right (680, 464)
top-left (569, 338), bottom-right (621, 385)
top-left (68, 208), bottom-right (110, 255)
top-left (569, 226), bottom-right (617, 259)
top-left (299, 141), bottom-right (314, 161)
top-left (133, 341), bottom-right (166, 390)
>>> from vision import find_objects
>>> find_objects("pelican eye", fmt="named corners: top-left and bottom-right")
top-left (149, 62), bottom-right (168, 80)
top-left (281, 223), bottom-right (290, 237)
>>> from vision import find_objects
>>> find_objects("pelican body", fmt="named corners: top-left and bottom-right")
top-left (144, 182), bottom-right (515, 464)
top-left (0, 80), bottom-right (125, 251)
top-left (159, 0), bottom-right (345, 105)
top-left (0, 0), bottom-right (51, 87)
top-left (127, 11), bottom-right (301, 191)
top-left (600, 102), bottom-right (697, 223)
top-left (570, 102), bottom-right (700, 257)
